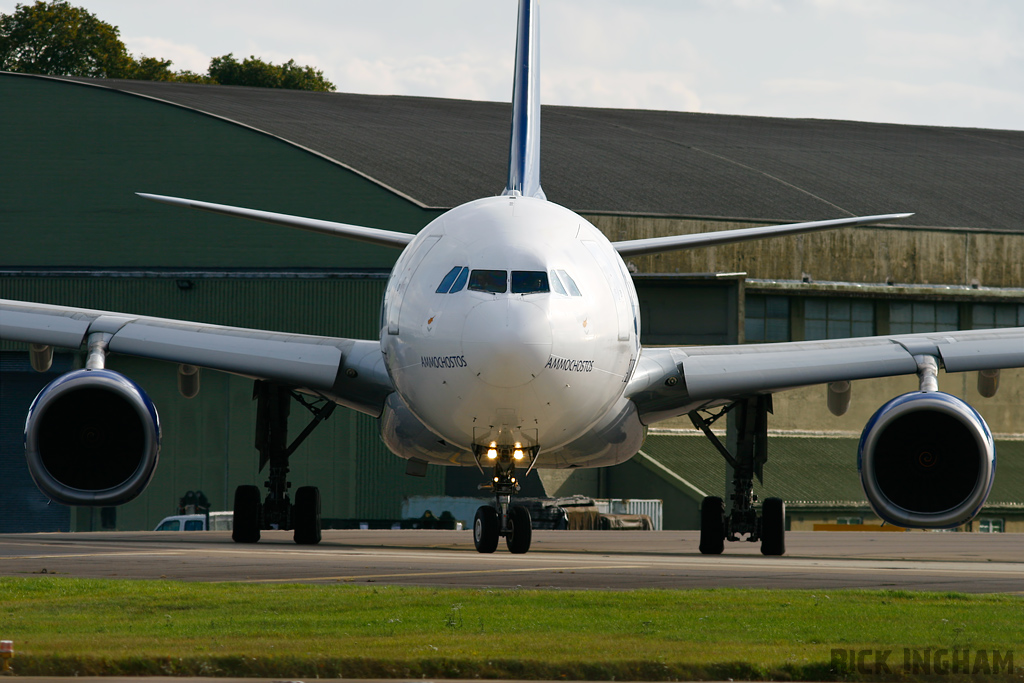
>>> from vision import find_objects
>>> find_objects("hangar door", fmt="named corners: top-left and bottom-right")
top-left (633, 274), bottom-right (742, 346)
top-left (0, 353), bottom-right (73, 532)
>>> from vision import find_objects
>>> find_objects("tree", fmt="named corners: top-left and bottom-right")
top-left (0, 0), bottom-right (132, 77)
top-left (123, 55), bottom-right (175, 81)
top-left (120, 55), bottom-right (212, 84)
top-left (1, 2), bottom-right (336, 91)
top-left (208, 53), bottom-right (335, 92)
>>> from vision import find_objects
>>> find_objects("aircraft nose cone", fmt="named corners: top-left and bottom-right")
top-left (462, 299), bottom-right (552, 388)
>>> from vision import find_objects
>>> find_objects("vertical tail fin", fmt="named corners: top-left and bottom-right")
top-left (502, 0), bottom-right (545, 200)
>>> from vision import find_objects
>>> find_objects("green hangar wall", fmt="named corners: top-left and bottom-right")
top-left (0, 74), bottom-right (445, 531)
top-left (2, 75), bottom-right (437, 268)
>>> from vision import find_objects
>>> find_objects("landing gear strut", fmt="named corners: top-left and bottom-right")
top-left (472, 443), bottom-right (536, 554)
top-left (232, 381), bottom-right (335, 545)
top-left (690, 395), bottom-right (786, 556)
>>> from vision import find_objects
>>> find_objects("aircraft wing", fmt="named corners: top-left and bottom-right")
top-left (0, 298), bottom-right (392, 417)
top-left (627, 327), bottom-right (1024, 424)
top-left (613, 213), bottom-right (913, 257)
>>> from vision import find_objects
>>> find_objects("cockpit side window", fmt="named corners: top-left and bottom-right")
top-left (548, 270), bottom-right (567, 295)
top-left (556, 269), bottom-right (582, 296)
top-left (511, 271), bottom-right (549, 294)
top-left (450, 266), bottom-right (469, 292)
top-left (469, 269), bottom-right (508, 293)
top-left (436, 266), bottom-right (470, 293)
top-left (436, 266), bottom-right (463, 293)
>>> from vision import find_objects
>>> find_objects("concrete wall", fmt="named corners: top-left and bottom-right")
top-left (587, 214), bottom-right (1024, 289)
top-left (654, 369), bottom-right (1024, 438)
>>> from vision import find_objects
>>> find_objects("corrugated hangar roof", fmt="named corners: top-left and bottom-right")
top-left (61, 76), bottom-right (1024, 232)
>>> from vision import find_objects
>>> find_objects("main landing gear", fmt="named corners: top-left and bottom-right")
top-left (472, 443), bottom-right (537, 554)
top-left (232, 381), bottom-right (335, 545)
top-left (689, 395), bottom-right (786, 556)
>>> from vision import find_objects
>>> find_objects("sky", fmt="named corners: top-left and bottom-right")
top-left (4, 0), bottom-right (1023, 131)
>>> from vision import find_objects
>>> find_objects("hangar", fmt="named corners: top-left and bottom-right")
top-left (2, 71), bottom-right (1022, 532)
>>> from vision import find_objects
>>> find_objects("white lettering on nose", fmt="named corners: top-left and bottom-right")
top-left (462, 299), bottom-right (552, 387)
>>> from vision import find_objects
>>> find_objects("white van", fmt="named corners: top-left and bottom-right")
top-left (154, 511), bottom-right (233, 531)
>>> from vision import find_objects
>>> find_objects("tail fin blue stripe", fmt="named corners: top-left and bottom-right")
top-left (503, 0), bottom-right (545, 200)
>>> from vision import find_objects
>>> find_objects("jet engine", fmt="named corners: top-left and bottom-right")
top-left (858, 391), bottom-right (994, 529)
top-left (24, 369), bottom-right (161, 506)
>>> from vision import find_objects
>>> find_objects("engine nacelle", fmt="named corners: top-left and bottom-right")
top-left (25, 369), bottom-right (161, 506)
top-left (858, 391), bottom-right (994, 529)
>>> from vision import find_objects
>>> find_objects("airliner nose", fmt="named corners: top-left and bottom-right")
top-left (462, 299), bottom-right (552, 388)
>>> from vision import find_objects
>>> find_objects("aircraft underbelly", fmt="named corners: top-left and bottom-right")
top-left (379, 393), bottom-right (646, 469)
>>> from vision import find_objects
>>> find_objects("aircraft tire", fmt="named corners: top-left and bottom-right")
top-left (232, 485), bottom-right (262, 543)
top-left (699, 496), bottom-right (725, 555)
top-left (293, 485), bottom-right (322, 545)
top-left (506, 505), bottom-right (533, 554)
top-left (474, 505), bottom-right (499, 553)
top-left (760, 497), bottom-right (786, 556)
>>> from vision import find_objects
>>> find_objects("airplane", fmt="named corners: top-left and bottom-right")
top-left (2, 0), bottom-right (1023, 556)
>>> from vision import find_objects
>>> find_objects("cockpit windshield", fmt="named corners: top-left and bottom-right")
top-left (437, 267), bottom-right (579, 296)
top-left (468, 269), bottom-right (508, 293)
top-left (511, 271), bottom-right (549, 294)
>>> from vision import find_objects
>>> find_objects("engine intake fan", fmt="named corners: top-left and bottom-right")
top-left (25, 369), bottom-right (161, 506)
top-left (858, 391), bottom-right (994, 529)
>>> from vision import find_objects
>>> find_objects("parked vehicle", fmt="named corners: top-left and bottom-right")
top-left (154, 511), bottom-right (232, 531)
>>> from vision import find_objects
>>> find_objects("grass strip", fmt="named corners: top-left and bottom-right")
top-left (1, 577), bottom-right (1022, 680)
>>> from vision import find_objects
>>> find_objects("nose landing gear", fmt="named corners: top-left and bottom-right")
top-left (472, 444), bottom-right (537, 554)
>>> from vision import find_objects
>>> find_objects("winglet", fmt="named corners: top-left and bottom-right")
top-left (502, 0), bottom-right (545, 200)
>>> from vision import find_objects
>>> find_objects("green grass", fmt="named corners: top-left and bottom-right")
top-left (1, 577), bottom-right (1022, 679)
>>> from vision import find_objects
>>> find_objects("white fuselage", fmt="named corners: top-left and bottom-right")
top-left (380, 194), bottom-right (643, 467)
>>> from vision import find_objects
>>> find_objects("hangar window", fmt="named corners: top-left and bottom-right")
top-left (889, 301), bottom-right (958, 334)
top-left (972, 303), bottom-right (1024, 329)
top-left (554, 269), bottom-right (582, 296)
top-left (436, 266), bottom-right (469, 293)
top-left (978, 518), bottom-right (1004, 533)
top-left (469, 269), bottom-right (508, 293)
top-left (511, 271), bottom-right (549, 294)
top-left (746, 295), bottom-right (790, 342)
top-left (805, 298), bottom-right (874, 340)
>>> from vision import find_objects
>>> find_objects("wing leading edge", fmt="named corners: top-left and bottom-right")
top-left (0, 299), bottom-right (392, 417)
top-left (627, 327), bottom-right (1024, 425)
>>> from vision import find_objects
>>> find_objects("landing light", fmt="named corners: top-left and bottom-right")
top-left (513, 449), bottom-right (524, 460)
top-left (486, 448), bottom-right (498, 459)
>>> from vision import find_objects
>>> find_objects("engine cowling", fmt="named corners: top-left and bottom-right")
top-left (25, 369), bottom-right (161, 506)
top-left (858, 391), bottom-right (994, 528)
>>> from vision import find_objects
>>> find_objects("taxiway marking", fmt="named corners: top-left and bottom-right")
top-left (232, 564), bottom-right (650, 584)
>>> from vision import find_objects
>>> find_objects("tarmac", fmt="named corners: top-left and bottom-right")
top-left (1, 528), bottom-right (1021, 592)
